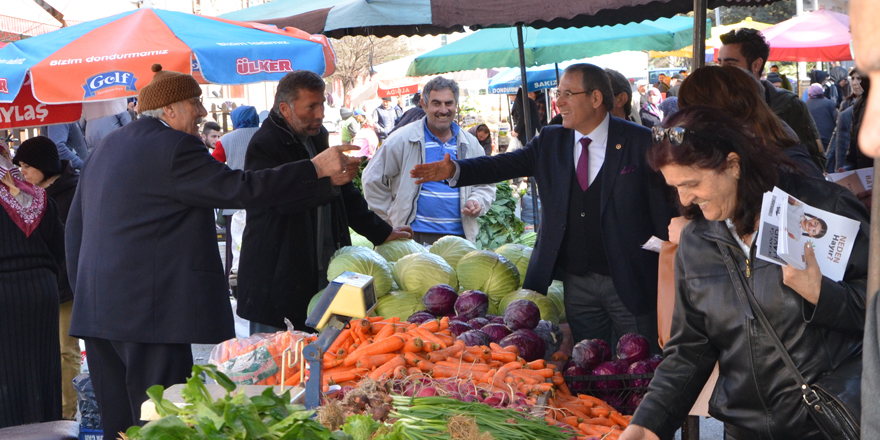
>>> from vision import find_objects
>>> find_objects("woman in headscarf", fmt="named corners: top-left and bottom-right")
top-left (13, 136), bottom-right (80, 420)
top-left (639, 87), bottom-right (664, 128)
top-left (0, 137), bottom-right (65, 428)
top-left (467, 123), bottom-right (493, 156)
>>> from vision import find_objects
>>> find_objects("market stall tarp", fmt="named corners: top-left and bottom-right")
top-left (759, 7), bottom-right (852, 62)
top-left (0, 76), bottom-right (82, 129)
top-left (219, 0), bottom-right (774, 39)
top-left (648, 16), bottom-right (771, 58)
top-left (407, 16), bottom-right (709, 76)
top-left (0, 8), bottom-right (335, 104)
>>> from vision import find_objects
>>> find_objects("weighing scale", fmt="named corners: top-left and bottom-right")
top-left (298, 271), bottom-right (377, 408)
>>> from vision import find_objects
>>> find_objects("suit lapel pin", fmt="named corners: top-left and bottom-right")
top-left (615, 144), bottom-right (622, 150)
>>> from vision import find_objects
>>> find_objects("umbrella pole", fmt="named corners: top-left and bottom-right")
top-left (868, 157), bottom-right (880, 300)
top-left (692, 0), bottom-right (708, 70)
top-left (517, 24), bottom-right (540, 231)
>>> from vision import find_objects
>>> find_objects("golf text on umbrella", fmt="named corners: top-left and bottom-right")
top-left (82, 71), bottom-right (138, 98)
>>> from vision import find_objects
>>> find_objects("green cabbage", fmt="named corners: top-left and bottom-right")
top-left (494, 243), bottom-right (532, 287)
top-left (392, 252), bottom-right (458, 294)
top-left (374, 290), bottom-right (425, 320)
top-left (429, 235), bottom-right (477, 270)
top-left (375, 239), bottom-right (426, 262)
top-left (498, 289), bottom-right (562, 324)
top-left (547, 280), bottom-right (565, 323)
top-left (456, 250), bottom-right (520, 309)
top-left (349, 228), bottom-right (374, 249)
top-left (327, 246), bottom-right (393, 297)
top-left (307, 289), bottom-right (325, 318)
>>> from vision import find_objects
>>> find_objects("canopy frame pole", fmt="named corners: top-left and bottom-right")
top-left (517, 24), bottom-right (540, 231)
top-left (692, 0), bottom-right (708, 70)
top-left (868, 157), bottom-right (880, 300)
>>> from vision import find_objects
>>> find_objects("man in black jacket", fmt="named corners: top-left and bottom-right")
top-left (412, 64), bottom-right (676, 348)
top-left (66, 65), bottom-right (359, 439)
top-left (236, 71), bottom-right (411, 334)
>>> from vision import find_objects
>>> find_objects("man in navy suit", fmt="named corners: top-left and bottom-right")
top-left (412, 63), bottom-right (676, 348)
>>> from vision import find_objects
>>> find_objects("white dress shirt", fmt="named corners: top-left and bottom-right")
top-left (573, 112), bottom-right (610, 186)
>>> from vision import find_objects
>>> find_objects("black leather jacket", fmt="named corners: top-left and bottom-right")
top-left (632, 172), bottom-right (869, 440)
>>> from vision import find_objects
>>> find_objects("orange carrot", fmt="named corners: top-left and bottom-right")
top-left (525, 359), bottom-right (546, 369)
top-left (549, 351), bottom-right (569, 362)
top-left (501, 345), bottom-right (520, 355)
top-left (327, 368), bottom-right (365, 384)
top-left (412, 327), bottom-right (447, 349)
top-left (586, 417), bottom-right (616, 427)
top-left (373, 321), bottom-right (397, 340)
top-left (609, 412), bottom-right (629, 428)
top-left (357, 353), bottom-right (398, 369)
top-left (402, 337), bottom-right (423, 353)
top-left (590, 406), bottom-right (611, 418)
top-left (369, 355), bottom-right (406, 380)
top-left (407, 367), bottom-right (422, 375)
top-left (343, 335), bottom-right (406, 366)
top-left (403, 352), bottom-right (423, 367)
top-left (560, 416), bottom-right (582, 428)
top-left (327, 328), bottom-right (351, 354)
top-left (490, 351), bottom-right (518, 363)
top-left (418, 320), bottom-right (440, 333)
top-left (438, 316), bottom-right (449, 330)
top-left (436, 360), bottom-right (491, 372)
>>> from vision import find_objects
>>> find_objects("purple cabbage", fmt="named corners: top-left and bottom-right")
top-left (627, 393), bottom-right (644, 414)
top-left (449, 321), bottom-right (474, 337)
top-left (589, 361), bottom-right (626, 391)
top-left (457, 330), bottom-right (491, 347)
top-left (534, 320), bottom-right (563, 358)
top-left (449, 315), bottom-right (468, 323)
top-left (626, 360), bottom-right (654, 388)
top-left (617, 333), bottom-right (650, 363)
top-left (480, 323), bottom-right (512, 343)
top-left (406, 311), bottom-right (436, 325)
top-left (611, 359), bottom-right (631, 373)
top-left (595, 339), bottom-right (612, 362)
top-left (454, 290), bottom-right (489, 320)
top-left (572, 339), bottom-right (605, 371)
top-left (467, 317), bottom-right (489, 330)
top-left (499, 328), bottom-right (546, 362)
top-left (422, 284), bottom-right (458, 316)
top-left (563, 365), bottom-right (590, 393)
top-left (490, 315), bottom-right (506, 325)
top-left (645, 354), bottom-right (664, 370)
top-left (502, 299), bottom-right (541, 331)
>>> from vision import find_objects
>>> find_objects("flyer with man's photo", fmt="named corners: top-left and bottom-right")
top-left (756, 187), bottom-right (860, 282)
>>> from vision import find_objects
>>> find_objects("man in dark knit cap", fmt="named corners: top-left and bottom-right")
top-left (13, 135), bottom-right (81, 420)
top-left (65, 64), bottom-right (362, 438)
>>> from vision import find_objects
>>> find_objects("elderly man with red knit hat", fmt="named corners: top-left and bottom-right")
top-left (65, 64), bottom-right (363, 438)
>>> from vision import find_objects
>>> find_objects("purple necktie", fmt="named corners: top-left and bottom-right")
top-left (576, 137), bottom-right (591, 191)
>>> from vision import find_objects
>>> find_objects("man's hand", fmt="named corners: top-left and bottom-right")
top-left (410, 153), bottom-right (456, 184)
top-left (856, 189), bottom-right (872, 212)
top-left (619, 424), bottom-right (660, 440)
top-left (312, 144), bottom-right (360, 185)
top-left (385, 226), bottom-right (413, 242)
top-left (667, 216), bottom-right (690, 245)
top-left (462, 200), bottom-right (482, 216)
top-left (782, 242), bottom-right (822, 305)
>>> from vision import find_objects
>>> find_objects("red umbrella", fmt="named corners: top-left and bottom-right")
top-left (761, 7), bottom-right (852, 62)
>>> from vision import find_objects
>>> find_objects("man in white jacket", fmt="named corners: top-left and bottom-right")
top-left (363, 77), bottom-right (496, 245)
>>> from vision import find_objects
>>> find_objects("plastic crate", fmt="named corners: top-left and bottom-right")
top-left (563, 373), bottom-right (653, 415)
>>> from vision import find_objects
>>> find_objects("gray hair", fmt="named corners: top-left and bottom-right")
top-left (139, 108), bottom-right (165, 118)
top-left (421, 76), bottom-right (459, 106)
top-left (273, 70), bottom-right (326, 112)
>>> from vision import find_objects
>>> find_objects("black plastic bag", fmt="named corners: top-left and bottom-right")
top-left (73, 373), bottom-right (101, 430)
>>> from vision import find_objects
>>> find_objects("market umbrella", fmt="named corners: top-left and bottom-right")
top-left (220, 0), bottom-right (774, 39)
top-left (649, 16), bottom-right (772, 58)
top-left (0, 74), bottom-right (82, 129)
top-left (760, 7), bottom-right (852, 61)
top-left (0, 8), bottom-right (336, 104)
top-left (406, 16), bottom-right (708, 76)
top-left (488, 64), bottom-right (563, 94)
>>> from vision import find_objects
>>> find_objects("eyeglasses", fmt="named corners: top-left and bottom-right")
top-left (554, 89), bottom-right (591, 99)
top-left (652, 126), bottom-right (687, 145)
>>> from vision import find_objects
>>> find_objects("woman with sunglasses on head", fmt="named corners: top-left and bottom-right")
top-left (676, 65), bottom-right (824, 180)
top-left (619, 107), bottom-right (868, 440)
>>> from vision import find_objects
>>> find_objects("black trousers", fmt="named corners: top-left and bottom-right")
top-left (83, 338), bottom-right (193, 438)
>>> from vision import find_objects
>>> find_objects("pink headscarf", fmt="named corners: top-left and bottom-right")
top-left (0, 142), bottom-right (47, 237)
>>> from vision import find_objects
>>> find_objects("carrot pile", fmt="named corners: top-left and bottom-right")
top-left (546, 392), bottom-right (632, 439)
top-left (269, 316), bottom-right (569, 399)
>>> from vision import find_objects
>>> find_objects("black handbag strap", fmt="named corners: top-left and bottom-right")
top-left (716, 242), bottom-right (823, 405)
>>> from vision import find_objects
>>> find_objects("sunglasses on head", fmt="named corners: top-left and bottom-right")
top-left (652, 126), bottom-right (687, 145)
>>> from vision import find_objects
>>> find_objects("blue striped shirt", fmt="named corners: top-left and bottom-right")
top-left (410, 123), bottom-right (464, 235)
